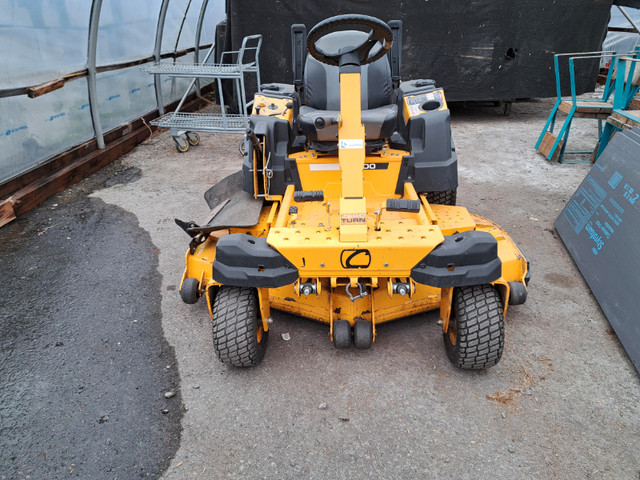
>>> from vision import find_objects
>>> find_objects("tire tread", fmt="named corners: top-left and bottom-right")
top-left (425, 189), bottom-right (457, 206)
top-left (445, 284), bottom-right (504, 370)
top-left (212, 286), bottom-right (267, 367)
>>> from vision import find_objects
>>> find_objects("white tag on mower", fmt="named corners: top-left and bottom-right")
top-left (339, 139), bottom-right (364, 149)
top-left (309, 163), bottom-right (340, 171)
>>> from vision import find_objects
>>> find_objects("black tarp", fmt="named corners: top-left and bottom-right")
top-left (226, 0), bottom-right (614, 101)
top-left (615, 0), bottom-right (640, 8)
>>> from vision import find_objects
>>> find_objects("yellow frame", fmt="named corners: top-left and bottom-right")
top-left (180, 60), bottom-right (528, 342)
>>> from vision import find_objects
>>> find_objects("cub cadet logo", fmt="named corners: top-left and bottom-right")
top-left (340, 249), bottom-right (372, 269)
top-left (340, 213), bottom-right (366, 225)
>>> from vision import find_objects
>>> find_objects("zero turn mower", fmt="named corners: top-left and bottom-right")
top-left (176, 14), bottom-right (529, 369)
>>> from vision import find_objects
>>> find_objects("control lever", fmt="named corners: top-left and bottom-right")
top-left (314, 116), bottom-right (339, 129)
top-left (246, 128), bottom-right (263, 157)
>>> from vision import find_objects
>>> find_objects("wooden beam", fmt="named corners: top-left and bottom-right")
top-left (0, 44), bottom-right (214, 99)
top-left (27, 78), bottom-right (66, 98)
top-left (10, 124), bottom-right (151, 218)
top-left (0, 197), bottom-right (16, 228)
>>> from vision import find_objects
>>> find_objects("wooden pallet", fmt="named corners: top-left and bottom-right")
top-left (629, 97), bottom-right (640, 110)
top-left (610, 110), bottom-right (640, 129)
top-left (558, 100), bottom-right (612, 118)
top-left (537, 131), bottom-right (564, 161)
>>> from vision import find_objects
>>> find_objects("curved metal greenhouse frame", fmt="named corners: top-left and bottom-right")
top-left (0, 0), bottom-right (224, 184)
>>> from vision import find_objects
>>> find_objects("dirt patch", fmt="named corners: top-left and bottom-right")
top-left (544, 272), bottom-right (580, 289)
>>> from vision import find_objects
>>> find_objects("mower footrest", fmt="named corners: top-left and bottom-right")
top-left (294, 190), bottom-right (324, 202)
top-left (386, 198), bottom-right (421, 212)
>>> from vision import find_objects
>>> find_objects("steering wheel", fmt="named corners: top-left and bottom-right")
top-left (307, 14), bottom-right (393, 67)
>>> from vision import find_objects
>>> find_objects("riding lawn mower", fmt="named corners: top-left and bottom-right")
top-left (176, 14), bottom-right (529, 369)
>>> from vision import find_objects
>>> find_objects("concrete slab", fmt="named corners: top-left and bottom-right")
top-left (94, 98), bottom-right (639, 479)
top-left (2, 97), bottom-right (638, 479)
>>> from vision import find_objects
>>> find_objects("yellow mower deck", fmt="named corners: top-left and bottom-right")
top-left (181, 196), bottom-right (527, 331)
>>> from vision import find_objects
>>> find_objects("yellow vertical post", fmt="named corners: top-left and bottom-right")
top-left (338, 72), bottom-right (368, 242)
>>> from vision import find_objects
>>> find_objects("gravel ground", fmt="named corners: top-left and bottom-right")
top-left (2, 96), bottom-right (639, 479)
top-left (0, 168), bottom-right (182, 479)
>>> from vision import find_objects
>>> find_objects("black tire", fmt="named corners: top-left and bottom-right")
top-left (443, 284), bottom-right (504, 370)
top-left (173, 136), bottom-right (189, 153)
top-left (180, 278), bottom-right (200, 304)
top-left (186, 132), bottom-right (200, 146)
top-left (508, 281), bottom-right (528, 305)
top-left (212, 286), bottom-right (268, 367)
top-left (425, 189), bottom-right (457, 206)
top-left (353, 320), bottom-right (373, 349)
top-left (333, 320), bottom-right (352, 349)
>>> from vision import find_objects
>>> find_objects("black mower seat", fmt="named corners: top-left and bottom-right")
top-left (299, 30), bottom-right (397, 142)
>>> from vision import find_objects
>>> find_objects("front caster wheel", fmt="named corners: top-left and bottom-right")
top-left (508, 281), bottom-right (527, 305)
top-left (180, 278), bottom-right (200, 304)
top-left (353, 320), bottom-right (372, 349)
top-left (333, 320), bottom-right (352, 349)
top-left (212, 286), bottom-right (268, 367)
top-left (173, 136), bottom-right (189, 153)
top-left (444, 284), bottom-right (504, 370)
top-left (502, 101), bottom-right (512, 116)
top-left (186, 131), bottom-right (200, 146)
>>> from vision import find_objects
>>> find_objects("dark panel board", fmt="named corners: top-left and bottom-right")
top-left (227, 0), bottom-right (612, 101)
top-left (555, 128), bottom-right (640, 372)
top-left (615, 0), bottom-right (640, 8)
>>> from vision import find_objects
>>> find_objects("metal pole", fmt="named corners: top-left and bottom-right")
top-left (194, 0), bottom-right (210, 96)
top-left (170, 0), bottom-right (193, 100)
top-left (87, 0), bottom-right (105, 149)
top-left (154, 0), bottom-right (171, 115)
top-left (617, 5), bottom-right (640, 35)
top-left (174, 0), bottom-right (193, 53)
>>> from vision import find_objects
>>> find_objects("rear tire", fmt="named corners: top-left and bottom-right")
top-left (426, 189), bottom-right (457, 206)
top-left (212, 286), bottom-right (268, 367)
top-left (443, 284), bottom-right (504, 370)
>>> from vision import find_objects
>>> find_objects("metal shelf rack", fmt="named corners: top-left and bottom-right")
top-left (143, 34), bottom-right (262, 152)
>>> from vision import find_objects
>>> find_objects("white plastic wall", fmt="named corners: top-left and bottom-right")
top-left (601, 6), bottom-right (640, 67)
top-left (0, 0), bottom-right (225, 184)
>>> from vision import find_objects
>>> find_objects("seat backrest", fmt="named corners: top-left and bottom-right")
top-left (304, 30), bottom-right (392, 111)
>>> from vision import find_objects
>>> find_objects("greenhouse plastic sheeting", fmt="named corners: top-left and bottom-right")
top-left (601, 6), bottom-right (640, 67)
top-left (602, 32), bottom-right (640, 67)
top-left (609, 5), bottom-right (640, 28)
top-left (0, 79), bottom-right (95, 182)
top-left (0, 1), bottom-right (92, 89)
top-left (96, 0), bottom-right (163, 65)
top-left (0, 0), bottom-right (225, 185)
